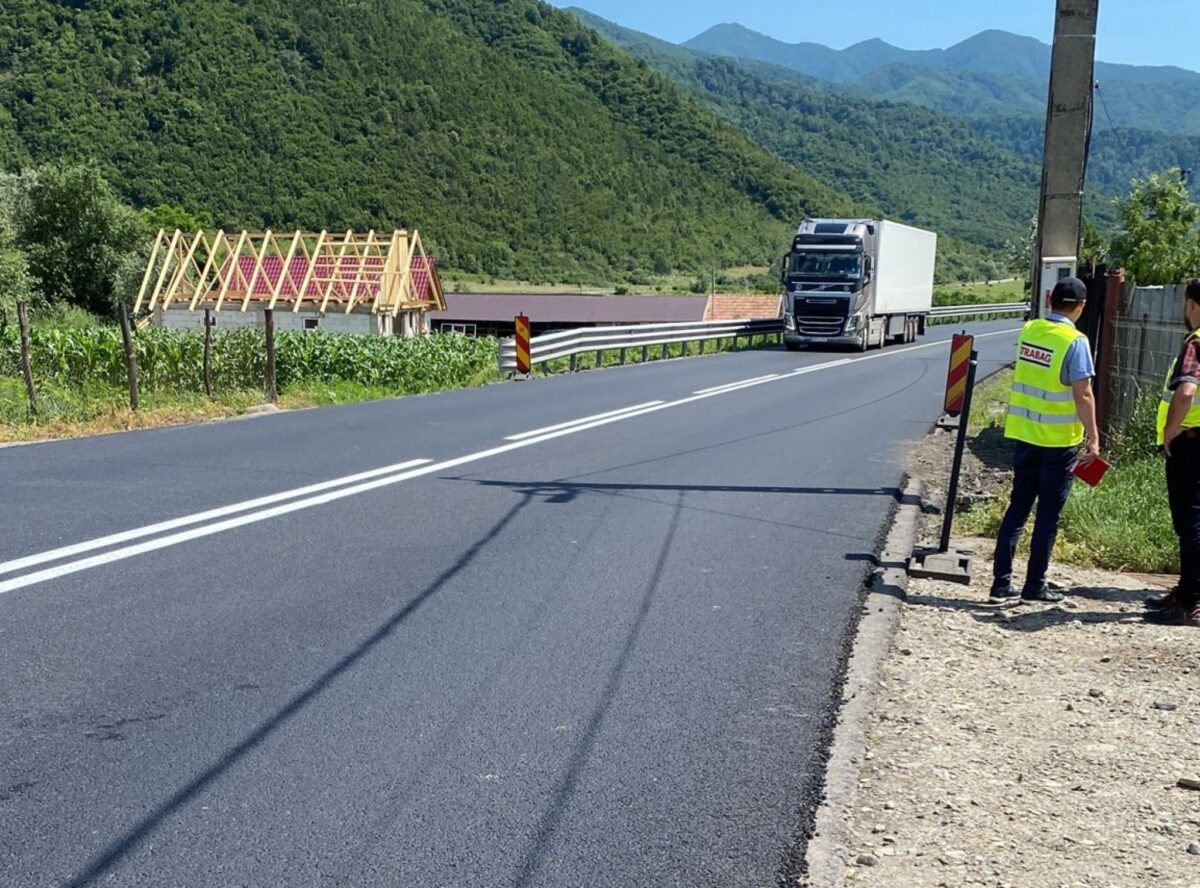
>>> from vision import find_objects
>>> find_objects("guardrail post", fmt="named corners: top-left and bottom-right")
top-left (570, 353), bottom-right (577, 373)
top-left (595, 349), bottom-right (602, 369)
top-left (619, 347), bottom-right (627, 365)
top-left (641, 344), bottom-right (648, 363)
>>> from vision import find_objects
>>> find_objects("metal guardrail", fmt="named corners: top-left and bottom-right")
top-left (499, 318), bottom-right (784, 373)
top-left (497, 304), bottom-right (1029, 373)
top-left (928, 302), bottom-right (1030, 318)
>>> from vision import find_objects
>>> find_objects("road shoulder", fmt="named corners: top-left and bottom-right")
top-left (807, 413), bottom-right (1200, 887)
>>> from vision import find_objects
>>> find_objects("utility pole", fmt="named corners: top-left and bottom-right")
top-left (1032, 0), bottom-right (1099, 318)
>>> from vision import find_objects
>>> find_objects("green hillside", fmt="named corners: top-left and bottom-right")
top-left (0, 0), bottom-right (865, 285)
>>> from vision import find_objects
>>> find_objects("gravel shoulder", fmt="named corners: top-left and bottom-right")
top-left (836, 419), bottom-right (1200, 887)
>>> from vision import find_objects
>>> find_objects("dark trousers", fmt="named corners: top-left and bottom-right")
top-left (993, 441), bottom-right (1076, 594)
top-left (1166, 435), bottom-right (1200, 606)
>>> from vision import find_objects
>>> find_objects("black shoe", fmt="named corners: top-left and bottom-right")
top-left (990, 585), bottom-right (1020, 600)
top-left (1145, 588), bottom-right (1179, 610)
top-left (1021, 588), bottom-right (1065, 603)
top-left (1143, 603), bottom-right (1200, 626)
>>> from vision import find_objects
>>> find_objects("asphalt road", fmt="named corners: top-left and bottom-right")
top-left (0, 322), bottom-right (1019, 887)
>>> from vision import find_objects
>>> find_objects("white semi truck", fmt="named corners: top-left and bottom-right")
top-left (781, 219), bottom-right (937, 351)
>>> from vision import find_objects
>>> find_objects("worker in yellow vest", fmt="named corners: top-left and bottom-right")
top-left (1145, 279), bottom-right (1200, 625)
top-left (991, 278), bottom-right (1100, 602)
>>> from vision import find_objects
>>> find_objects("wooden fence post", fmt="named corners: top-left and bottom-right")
top-left (118, 303), bottom-right (139, 412)
top-left (16, 300), bottom-right (36, 416)
top-left (264, 309), bottom-right (277, 403)
top-left (203, 309), bottom-right (213, 397)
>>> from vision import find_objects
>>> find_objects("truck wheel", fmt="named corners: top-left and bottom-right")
top-left (857, 327), bottom-right (868, 352)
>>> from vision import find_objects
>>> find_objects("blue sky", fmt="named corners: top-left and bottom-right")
top-left (554, 1), bottom-right (1198, 72)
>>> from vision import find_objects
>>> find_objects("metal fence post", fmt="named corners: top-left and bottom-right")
top-left (118, 303), bottom-right (139, 411)
top-left (264, 308), bottom-right (277, 403)
top-left (16, 300), bottom-right (36, 416)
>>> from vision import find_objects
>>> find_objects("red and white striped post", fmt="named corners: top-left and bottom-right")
top-left (943, 333), bottom-right (974, 416)
top-left (514, 314), bottom-right (531, 375)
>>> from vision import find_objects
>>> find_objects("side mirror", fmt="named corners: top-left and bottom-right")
top-left (780, 254), bottom-right (790, 286)
top-left (862, 256), bottom-right (873, 284)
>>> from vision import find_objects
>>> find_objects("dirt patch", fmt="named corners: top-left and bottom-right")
top-left (835, 420), bottom-right (1200, 887)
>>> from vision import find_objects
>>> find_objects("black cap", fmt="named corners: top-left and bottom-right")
top-left (1051, 277), bottom-right (1088, 305)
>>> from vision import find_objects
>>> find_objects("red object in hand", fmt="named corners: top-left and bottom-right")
top-left (1072, 456), bottom-right (1110, 487)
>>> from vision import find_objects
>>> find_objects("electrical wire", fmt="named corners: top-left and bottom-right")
top-left (1094, 80), bottom-right (1130, 158)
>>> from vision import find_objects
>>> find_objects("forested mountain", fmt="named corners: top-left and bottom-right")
top-left (0, 0), bottom-right (870, 284)
top-left (570, 7), bottom-right (1106, 276)
top-left (680, 23), bottom-right (1200, 136)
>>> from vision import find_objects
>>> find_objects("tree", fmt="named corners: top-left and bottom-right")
top-left (1079, 219), bottom-right (1109, 276)
top-left (140, 204), bottom-right (214, 239)
top-left (1110, 168), bottom-right (1200, 285)
top-left (10, 163), bottom-right (144, 316)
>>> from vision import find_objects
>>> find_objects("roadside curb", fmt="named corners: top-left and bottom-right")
top-left (801, 477), bottom-right (922, 886)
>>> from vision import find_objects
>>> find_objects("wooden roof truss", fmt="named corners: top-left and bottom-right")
top-left (134, 229), bottom-right (446, 315)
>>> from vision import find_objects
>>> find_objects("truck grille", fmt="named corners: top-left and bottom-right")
top-left (796, 316), bottom-right (845, 336)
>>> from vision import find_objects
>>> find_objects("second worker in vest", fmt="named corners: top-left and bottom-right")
top-left (1145, 279), bottom-right (1200, 626)
top-left (991, 277), bottom-right (1100, 603)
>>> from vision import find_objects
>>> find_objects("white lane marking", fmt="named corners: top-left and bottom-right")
top-left (694, 374), bottom-right (779, 395)
top-left (0, 459), bottom-right (433, 578)
top-left (504, 401), bottom-right (665, 441)
top-left (0, 327), bottom-right (1022, 596)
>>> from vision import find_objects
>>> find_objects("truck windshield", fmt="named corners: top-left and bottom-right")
top-left (789, 251), bottom-right (862, 279)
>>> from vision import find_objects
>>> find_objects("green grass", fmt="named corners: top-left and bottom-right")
top-left (933, 279), bottom-right (1026, 306)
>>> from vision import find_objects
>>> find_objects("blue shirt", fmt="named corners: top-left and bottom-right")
top-left (1045, 314), bottom-right (1095, 386)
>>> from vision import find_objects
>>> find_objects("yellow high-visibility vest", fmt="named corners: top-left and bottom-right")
top-left (1156, 329), bottom-right (1200, 445)
top-left (1004, 319), bottom-right (1086, 448)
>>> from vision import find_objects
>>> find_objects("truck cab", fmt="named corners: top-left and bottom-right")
top-left (782, 219), bottom-right (875, 350)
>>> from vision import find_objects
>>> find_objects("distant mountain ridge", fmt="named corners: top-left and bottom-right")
top-left (679, 22), bottom-right (1200, 136)
top-left (683, 23), bottom-right (1200, 84)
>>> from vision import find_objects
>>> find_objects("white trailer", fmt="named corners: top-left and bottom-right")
top-left (781, 219), bottom-right (937, 351)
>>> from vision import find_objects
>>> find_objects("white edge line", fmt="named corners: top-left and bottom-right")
top-left (0, 459), bottom-right (433, 577)
top-left (0, 327), bottom-right (1022, 596)
top-left (504, 401), bottom-right (666, 441)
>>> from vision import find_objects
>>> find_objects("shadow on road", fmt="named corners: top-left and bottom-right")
top-left (66, 493), bottom-right (537, 887)
top-left (509, 494), bottom-right (684, 888)
top-left (456, 478), bottom-right (907, 546)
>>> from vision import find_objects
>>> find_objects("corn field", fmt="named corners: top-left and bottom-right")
top-left (0, 325), bottom-right (499, 395)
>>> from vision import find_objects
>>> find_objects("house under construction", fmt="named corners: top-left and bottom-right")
top-left (134, 229), bottom-right (447, 336)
